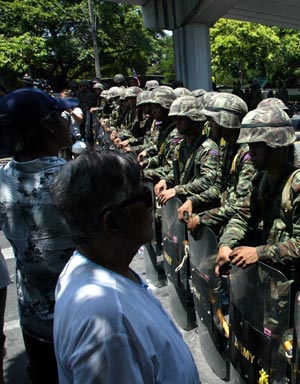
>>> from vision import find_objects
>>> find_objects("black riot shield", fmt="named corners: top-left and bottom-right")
top-left (292, 292), bottom-right (300, 384)
top-left (143, 182), bottom-right (166, 287)
top-left (229, 262), bottom-right (291, 383)
top-left (92, 110), bottom-right (100, 145)
top-left (188, 226), bottom-right (230, 381)
top-left (85, 109), bottom-right (94, 145)
top-left (161, 197), bottom-right (196, 330)
top-left (161, 197), bottom-right (187, 288)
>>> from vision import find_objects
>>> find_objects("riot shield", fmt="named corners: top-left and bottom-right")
top-left (161, 197), bottom-right (196, 330)
top-left (229, 262), bottom-right (291, 383)
top-left (188, 226), bottom-right (230, 381)
top-left (292, 292), bottom-right (300, 384)
top-left (84, 109), bottom-right (94, 145)
top-left (161, 197), bottom-right (187, 288)
top-left (143, 182), bottom-right (166, 287)
top-left (92, 110), bottom-right (100, 144)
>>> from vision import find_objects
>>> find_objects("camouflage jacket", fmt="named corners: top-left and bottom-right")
top-left (219, 166), bottom-right (300, 264)
top-left (141, 120), bottom-right (162, 157)
top-left (196, 143), bottom-right (254, 235)
top-left (163, 136), bottom-right (221, 203)
top-left (129, 116), bottom-right (156, 153)
top-left (107, 104), bottom-right (121, 129)
top-left (143, 120), bottom-right (179, 183)
top-left (120, 109), bottom-right (135, 132)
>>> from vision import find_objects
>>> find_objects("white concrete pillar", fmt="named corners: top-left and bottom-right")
top-left (173, 24), bottom-right (212, 91)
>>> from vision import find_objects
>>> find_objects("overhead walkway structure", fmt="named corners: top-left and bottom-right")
top-left (106, 0), bottom-right (300, 91)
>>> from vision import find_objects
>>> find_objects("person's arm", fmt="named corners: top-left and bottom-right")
top-left (159, 141), bottom-right (221, 205)
top-left (202, 152), bottom-right (255, 236)
top-left (174, 141), bottom-right (221, 200)
top-left (255, 173), bottom-right (300, 262)
top-left (227, 174), bottom-right (300, 269)
top-left (144, 130), bottom-right (180, 182)
top-left (70, 108), bottom-right (83, 126)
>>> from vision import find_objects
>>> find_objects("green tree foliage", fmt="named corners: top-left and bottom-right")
top-left (93, 2), bottom-right (165, 77)
top-left (0, 0), bottom-right (88, 88)
top-left (210, 19), bottom-right (283, 86)
top-left (0, 33), bottom-right (47, 73)
top-left (270, 27), bottom-right (300, 87)
top-left (0, 0), bottom-right (167, 90)
top-left (2, 1), bottom-right (300, 91)
top-left (151, 35), bottom-right (175, 83)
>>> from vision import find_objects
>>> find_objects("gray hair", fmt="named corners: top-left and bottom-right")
top-left (51, 149), bottom-right (142, 245)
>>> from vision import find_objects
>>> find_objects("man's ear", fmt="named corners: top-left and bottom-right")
top-left (102, 210), bottom-right (124, 239)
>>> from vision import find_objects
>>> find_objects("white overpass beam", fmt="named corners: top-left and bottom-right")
top-left (173, 23), bottom-right (212, 91)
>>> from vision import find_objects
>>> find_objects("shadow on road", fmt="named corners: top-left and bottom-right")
top-left (5, 351), bottom-right (29, 384)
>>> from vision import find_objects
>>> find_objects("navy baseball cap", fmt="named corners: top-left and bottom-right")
top-left (0, 87), bottom-right (79, 126)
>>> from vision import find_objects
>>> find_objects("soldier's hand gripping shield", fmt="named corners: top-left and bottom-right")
top-left (292, 292), bottom-right (300, 384)
top-left (143, 181), bottom-right (166, 287)
top-left (188, 226), bottom-right (230, 381)
top-left (161, 197), bottom-right (196, 330)
top-left (229, 262), bottom-right (291, 383)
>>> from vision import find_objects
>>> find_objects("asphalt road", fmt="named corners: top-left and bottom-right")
top-left (1, 232), bottom-right (29, 384)
top-left (1, 234), bottom-right (223, 384)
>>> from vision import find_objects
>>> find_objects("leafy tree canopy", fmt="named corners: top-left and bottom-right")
top-left (1, 2), bottom-right (300, 91)
top-left (210, 18), bottom-right (300, 88)
top-left (0, 0), bottom-right (168, 90)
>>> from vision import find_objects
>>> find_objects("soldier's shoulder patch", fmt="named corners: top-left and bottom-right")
top-left (208, 149), bottom-right (219, 156)
top-left (172, 138), bottom-right (182, 145)
top-left (241, 153), bottom-right (251, 162)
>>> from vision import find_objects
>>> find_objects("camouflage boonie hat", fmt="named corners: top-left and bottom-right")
top-left (113, 74), bottom-right (125, 84)
top-left (202, 91), bottom-right (218, 106)
top-left (118, 87), bottom-right (126, 101)
top-left (107, 86), bottom-right (121, 99)
top-left (145, 80), bottom-right (159, 91)
top-left (257, 97), bottom-right (288, 111)
top-left (174, 87), bottom-right (191, 97)
top-left (169, 96), bottom-right (206, 121)
top-left (191, 89), bottom-right (207, 98)
top-left (100, 90), bottom-right (109, 100)
top-left (124, 86), bottom-right (142, 98)
top-left (201, 92), bottom-right (248, 129)
top-left (93, 83), bottom-right (104, 90)
top-left (237, 107), bottom-right (296, 148)
top-left (136, 90), bottom-right (151, 106)
top-left (148, 86), bottom-right (177, 109)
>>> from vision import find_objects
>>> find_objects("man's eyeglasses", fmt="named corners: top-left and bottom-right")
top-left (117, 186), bottom-right (153, 210)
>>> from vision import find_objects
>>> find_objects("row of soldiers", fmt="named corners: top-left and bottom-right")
top-left (97, 83), bottom-right (300, 322)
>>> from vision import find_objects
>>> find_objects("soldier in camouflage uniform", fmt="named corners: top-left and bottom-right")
top-left (137, 87), bottom-right (178, 258)
top-left (97, 89), bottom-right (120, 148)
top-left (118, 86), bottom-right (142, 138)
top-left (174, 87), bottom-right (191, 98)
top-left (121, 90), bottom-right (156, 154)
top-left (216, 107), bottom-right (300, 287)
top-left (105, 86), bottom-right (123, 128)
top-left (190, 88), bottom-right (207, 98)
top-left (178, 93), bottom-right (254, 254)
top-left (257, 97), bottom-right (300, 167)
top-left (154, 95), bottom-right (221, 208)
top-left (145, 80), bottom-right (159, 91)
top-left (140, 86), bottom-right (179, 183)
top-left (201, 91), bottom-right (219, 141)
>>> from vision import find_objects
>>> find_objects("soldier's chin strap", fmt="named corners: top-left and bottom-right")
top-left (175, 240), bottom-right (189, 272)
